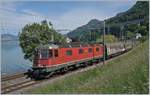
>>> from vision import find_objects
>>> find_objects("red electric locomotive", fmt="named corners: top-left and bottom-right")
top-left (28, 43), bottom-right (105, 79)
top-left (27, 40), bottom-right (134, 79)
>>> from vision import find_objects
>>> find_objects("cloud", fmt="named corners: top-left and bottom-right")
top-left (51, 1), bottom-right (136, 34)
top-left (51, 8), bottom-right (114, 34)
top-left (0, 1), bottom-right (116, 35)
top-left (0, 1), bottom-right (17, 11)
top-left (0, 1), bottom-right (136, 35)
top-left (0, 8), bottom-right (46, 35)
top-left (0, 7), bottom-right (123, 35)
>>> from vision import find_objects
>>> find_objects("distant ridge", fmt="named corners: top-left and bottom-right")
top-left (67, 19), bottom-right (103, 39)
top-left (1, 34), bottom-right (18, 41)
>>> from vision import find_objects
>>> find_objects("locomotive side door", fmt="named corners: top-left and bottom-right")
top-left (92, 46), bottom-right (94, 59)
top-left (49, 49), bottom-right (54, 66)
top-left (52, 49), bottom-right (59, 65)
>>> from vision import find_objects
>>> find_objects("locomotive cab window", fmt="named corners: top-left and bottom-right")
top-left (40, 49), bottom-right (49, 59)
top-left (88, 48), bottom-right (92, 53)
top-left (34, 50), bottom-right (40, 59)
top-left (54, 49), bottom-right (58, 57)
top-left (49, 50), bottom-right (53, 58)
top-left (79, 49), bottom-right (84, 54)
top-left (96, 47), bottom-right (99, 52)
top-left (66, 50), bottom-right (72, 56)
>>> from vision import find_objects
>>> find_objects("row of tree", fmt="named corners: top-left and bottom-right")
top-left (123, 24), bottom-right (148, 39)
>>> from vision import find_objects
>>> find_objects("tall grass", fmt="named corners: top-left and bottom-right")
top-left (26, 41), bottom-right (149, 94)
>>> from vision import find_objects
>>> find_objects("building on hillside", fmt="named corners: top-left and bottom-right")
top-left (66, 37), bottom-right (72, 43)
top-left (135, 33), bottom-right (142, 39)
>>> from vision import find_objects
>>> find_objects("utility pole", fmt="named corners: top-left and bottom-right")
top-left (103, 20), bottom-right (105, 65)
top-left (51, 32), bottom-right (54, 42)
top-left (89, 23), bottom-right (105, 65)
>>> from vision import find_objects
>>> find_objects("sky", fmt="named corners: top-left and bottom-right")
top-left (0, 1), bottom-right (136, 35)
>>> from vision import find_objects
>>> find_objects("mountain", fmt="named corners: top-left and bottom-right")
top-left (1, 34), bottom-right (18, 41)
top-left (106, 1), bottom-right (149, 25)
top-left (67, 19), bottom-right (104, 40)
top-left (67, 1), bottom-right (149, 42)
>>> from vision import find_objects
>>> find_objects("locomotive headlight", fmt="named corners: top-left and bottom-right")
top-left (38, 64), bottom-right (42, 67)
top-left (49, 46), bottom-right (52, 49)
top-left (122, 48), bottom-right (125, 51)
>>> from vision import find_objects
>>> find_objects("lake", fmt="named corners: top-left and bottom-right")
top-left (1, 40), bottom-right (32, 76)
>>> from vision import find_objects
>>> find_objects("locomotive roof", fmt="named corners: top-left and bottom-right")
top-left (36, 42), bottom-right (103, 49)
top-left (36, 44), bottom-right (59, 49)
top-left (35, 41), bottom-right (132, 50)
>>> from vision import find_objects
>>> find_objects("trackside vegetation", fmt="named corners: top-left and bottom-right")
top-left (26, 41), bottom-right (149, 94)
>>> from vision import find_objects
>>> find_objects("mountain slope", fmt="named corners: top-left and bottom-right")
top-left (67, 1), bottom-right (149, 42)
top-left (106, 1), bottom-right (149, 24)
top-left (67, 19), bottom-right (103, 40)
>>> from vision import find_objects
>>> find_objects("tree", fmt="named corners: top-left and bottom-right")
top-left (137, 25), bottom-right (148, 36)
top-left (19, 20), bottom-right (66, 61)
top-left (126, 31), bottom-right (135, 39)
top-left (96, 35), bottom-right (118, 43)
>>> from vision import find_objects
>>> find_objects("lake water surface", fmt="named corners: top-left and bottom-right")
top-left (1, 41), bottom-right (32, 76)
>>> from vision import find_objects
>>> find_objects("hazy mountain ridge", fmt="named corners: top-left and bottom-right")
top-left (1, 34), bottom-right (18, 41)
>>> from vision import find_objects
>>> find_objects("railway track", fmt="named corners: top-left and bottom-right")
top-left (1, 80), bottom-right (36, 94)
top-left (1, 49), bottom-right (131, 94)
top-left (1, 72), bottom-right (32, 94)
top-left (1, 72), bottom-right (26, 82)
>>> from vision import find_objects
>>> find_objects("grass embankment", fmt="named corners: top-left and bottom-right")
top-left (27, 41), bottom-right (149, 94)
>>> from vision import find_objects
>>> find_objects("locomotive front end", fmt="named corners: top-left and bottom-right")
top-left (27, 44), bottom-right (58, 79)
top-left (33, 48), bottom-right (52, 68)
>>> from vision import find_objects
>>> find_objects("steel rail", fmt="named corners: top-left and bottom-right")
top-left (1, 72), bottom-right (26, 82)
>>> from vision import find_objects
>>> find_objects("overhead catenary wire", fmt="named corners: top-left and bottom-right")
top-left (0, 8), bottom-right (52, 35)
top-left (0, 8), bottom-right (71, 35)
top-left (0, 8), bottom-right (50, 20)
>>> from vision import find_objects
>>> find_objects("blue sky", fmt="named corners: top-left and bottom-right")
top-left (0, 1), bottom-right (136, 35)
top-left (16, 1), bottom-right (135, 17)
